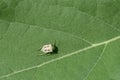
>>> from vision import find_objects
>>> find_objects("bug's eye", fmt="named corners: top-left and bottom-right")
top-left (44, 47), bottom-right (47, 48)
top-left (47, 49), bottom-right (50, 51)
top-left (44, 49), bottom-right (47, 51)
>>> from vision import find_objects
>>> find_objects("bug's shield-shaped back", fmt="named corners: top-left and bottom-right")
top-left (41, 44), bottom-right (54, 53)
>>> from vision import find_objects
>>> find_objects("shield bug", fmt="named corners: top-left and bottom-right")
top-left (40, 41), bottom-right (58, 55)
top-left (41, 44), bottom-right (55, 54)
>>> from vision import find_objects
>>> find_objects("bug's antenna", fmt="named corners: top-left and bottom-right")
top-left (53, 40), bottom-right (56, 46)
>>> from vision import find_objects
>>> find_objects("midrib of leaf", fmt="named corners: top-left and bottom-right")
top-left (0, 35), bottom-right (120, 79)
top-left (0, 1), bottom-right (120, 79)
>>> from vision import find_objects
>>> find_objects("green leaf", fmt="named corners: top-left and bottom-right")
top-left (0, 0), bottom-right (120, 80)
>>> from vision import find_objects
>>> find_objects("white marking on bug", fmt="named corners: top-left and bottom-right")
top-left (41, 44), bottom-right (54, 54)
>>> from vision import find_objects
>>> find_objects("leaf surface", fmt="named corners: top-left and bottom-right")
top-left (0, 0), bottom-right (120, 80)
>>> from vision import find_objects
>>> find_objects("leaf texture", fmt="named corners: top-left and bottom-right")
top-left (0, 0), bottom-right (120, 80)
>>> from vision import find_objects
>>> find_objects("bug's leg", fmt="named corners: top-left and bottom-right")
top-left (37, 53), bottom-right (51, 56)
top-left (39, 53), bottom-right (45, 56)
top-left (37, 47), bottom-right (42, 51)
top-left (37, 53), bottom-right (45, 56)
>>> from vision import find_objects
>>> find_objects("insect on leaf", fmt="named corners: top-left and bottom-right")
top-left (0, 0), bottom-right (120, 80)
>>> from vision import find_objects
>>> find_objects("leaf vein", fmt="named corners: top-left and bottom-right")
top-left (0, 36), bottom-right (120, 79)
top-left (0, 19), bottom-right (93, 45)
top-left (83, 43), bottom-right (108, 80)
